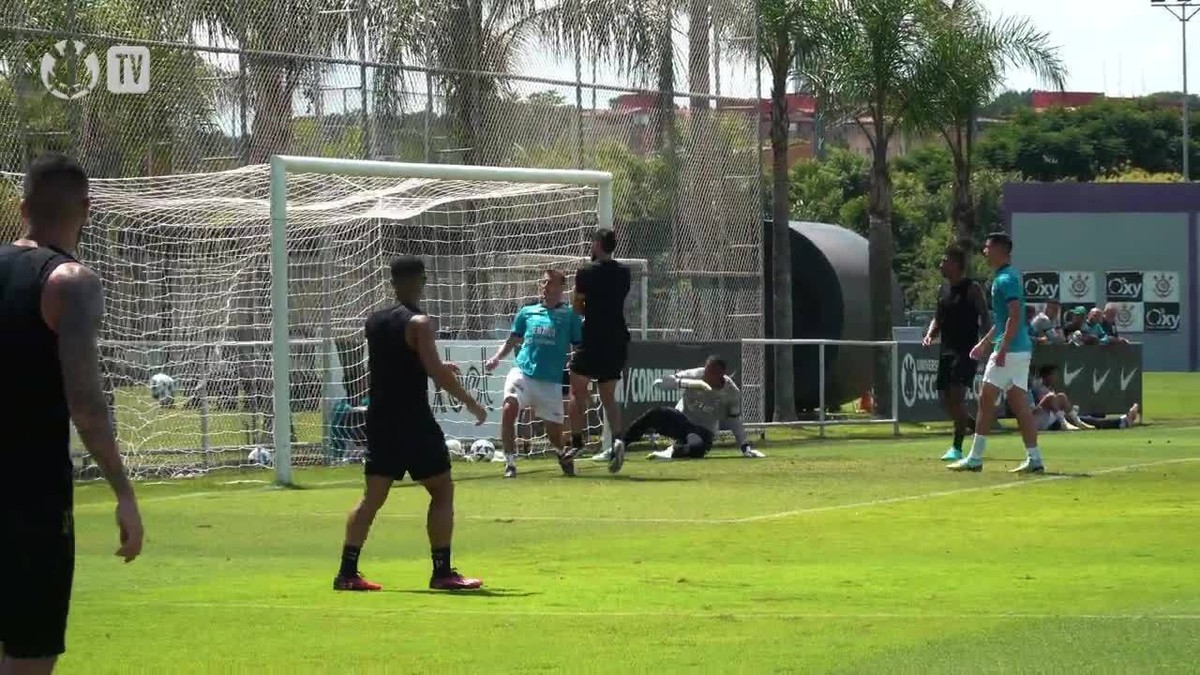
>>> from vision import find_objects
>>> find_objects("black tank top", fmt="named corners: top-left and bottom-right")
top-left (576, 259), bottom-right (631, 344)
top-left (0, 243), bottom-right (78, 511)
top-left (365, 302), bottom-right (433, 438)
top-left (936, 277), bottom-right (983, 352)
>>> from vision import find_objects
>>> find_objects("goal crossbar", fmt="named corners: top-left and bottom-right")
top-left (268, 155), bottom-right (615, 485)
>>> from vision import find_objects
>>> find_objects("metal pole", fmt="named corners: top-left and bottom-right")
top-left (817, 342), bottom-right (826, 437)
top-left (891, 342), bottom-right (900, 436)
top-left (1184, 11), bottom-right (1192, 180)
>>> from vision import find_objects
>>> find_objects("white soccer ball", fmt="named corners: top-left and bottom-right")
top-left (248, 446), bottom-right (273, 466)
top-left (445, 439), bottom-right (463, 456)
top-left (148, 372), bottom-right (177, 407)
top-left (470, 439), bottom-right (496, 462)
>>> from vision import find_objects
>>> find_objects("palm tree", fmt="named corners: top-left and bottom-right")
top-left (918, 0), bottom-right (1065, 249)
top-left (805, 0), bottom-right (941, 413)
top-left (726, 0), bottom-right (824, 421)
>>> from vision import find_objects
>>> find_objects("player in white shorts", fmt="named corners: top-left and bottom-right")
top-left (486, 269), bottom-right (582, 478)
top-left (948, 232), bottom-right (1045, 474)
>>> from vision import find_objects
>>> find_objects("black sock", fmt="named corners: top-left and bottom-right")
top-left (571, 433), bottom-right (583, 449)
top-left (339, 544), bottom-right (361, 577)
top-left (432, 547), bottom-right (452, 577)
top-left (952, 427), bottom-right (965, 451)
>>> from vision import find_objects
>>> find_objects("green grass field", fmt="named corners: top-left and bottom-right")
top-left (61, 374), bottom-right (1200, 674)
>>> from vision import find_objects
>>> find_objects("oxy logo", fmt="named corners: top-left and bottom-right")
top-left (1063, 272), bottom-right (1095, 302)
top-left (1144, 303), bottom-right (1182, 332)
top-left (1119, 367), bottom-right (1139, 392)
top-left (1106, 271), bottom-right (1143, 301)
top-left (1022, 272), bottom-right (1059, 301)
top-left (40, 41), bottom-right (149, 99)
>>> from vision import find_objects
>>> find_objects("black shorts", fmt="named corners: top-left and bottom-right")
top-left (569, 341), bottom-right (628, 383)
top-left (936, 350), bottom-right (978, 391)
top-left (365, 416), bottom-right (451, 482)
top-left (0, 508), bottom-right (75, 659)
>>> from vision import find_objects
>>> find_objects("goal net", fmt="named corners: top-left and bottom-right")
top-left (2, 157), bottom-right (629, 482)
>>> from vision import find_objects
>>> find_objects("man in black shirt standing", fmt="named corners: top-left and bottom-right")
top-left (1, 154), bottom-right (144, 674)
top-left (568, 228), bottom-right (632, 473)
top-left (922, 243), bottom-right (991, 462)
top-left (333, 256), bottom-right (487, 592)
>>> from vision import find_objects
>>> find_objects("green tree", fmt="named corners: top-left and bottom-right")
top-left (917, 0), bottom-right (1065, 251)
top-left (981, 88), bottom-right (1033, 118)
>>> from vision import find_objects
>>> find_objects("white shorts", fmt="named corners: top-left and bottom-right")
top-left (503, 368), bottom-right (565, 424)
top-left (1033, 408), bottom-right (1059, 431)
top-left (982, 350), bottom-right (1031, 392)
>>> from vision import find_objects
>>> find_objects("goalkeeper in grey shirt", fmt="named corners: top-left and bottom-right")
top-left (622, 356), bottom-right (764, 460)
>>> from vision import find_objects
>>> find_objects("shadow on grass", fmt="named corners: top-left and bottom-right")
top-left (385, 588), bottom-right (537, 598)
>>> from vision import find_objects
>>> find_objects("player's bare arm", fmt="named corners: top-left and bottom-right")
top-left (970, 283), bottom-right (993, 334)
top-left (971, 326), bottom-right (997, 360)
top-left (923, 316), bottom-right (940, 346)
top-left (571, 290), bottom-right (585, 315)
top-left (43, 262), bottom-right (143, 562)
top-left (485, 335), bottom-right (522, 371)
top-left (994, 299), bottom-right (1023, 365)
top-left (408, 315), bottom-right (485, 424)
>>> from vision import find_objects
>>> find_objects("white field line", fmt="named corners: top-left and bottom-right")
top-left (70, 599), bottom-right (1200, 621)
top-left (73, 457), bottom-right (1200, 524)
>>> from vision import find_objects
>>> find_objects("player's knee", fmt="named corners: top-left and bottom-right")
top-left (501, 398), bottom-right (520, 423)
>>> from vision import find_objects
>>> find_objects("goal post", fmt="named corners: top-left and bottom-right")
top-left (268, 155), bottom-right (615, 485)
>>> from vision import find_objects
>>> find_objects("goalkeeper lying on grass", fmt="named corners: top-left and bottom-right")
top-left (620, 355), bottom-right (764, 460)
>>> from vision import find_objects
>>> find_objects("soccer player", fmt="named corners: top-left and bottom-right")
top-left (1, 154), bottom-right (144, 674)
top-left (922, 243), bottom-right (990, 461)
top-left (948, 232), bottom-right (1045, 474)
top-left (622, 356), bottom-right (762, 460)
top-left (334, 256), bottom-right (486, 592)
top-left (486, 268), bottom-right (582, 479)
top-left (568, 228), bottom-right (632, 473)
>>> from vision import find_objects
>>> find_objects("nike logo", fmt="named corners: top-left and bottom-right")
top-left (1092, 368), bottom-right (1111, 393)
top-left (1120, 367), bottom-right (1138, 391)
top-left (1063, 364), bottom-right (1084, 386)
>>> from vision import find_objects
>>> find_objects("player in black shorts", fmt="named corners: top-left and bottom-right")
top-left (922, 243), bottom-right (991, 462)
top-left (568, 228), bottom-right (632, 473)
top-left (333, 256), bottom-right (487, 592)
top-left (1, 154), bottom-right (144, 674)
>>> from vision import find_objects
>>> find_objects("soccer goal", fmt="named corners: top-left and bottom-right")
top-left (5, 156), bottom-right (625, 485)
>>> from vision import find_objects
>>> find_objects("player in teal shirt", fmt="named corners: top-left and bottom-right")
top-left (948, 232), bottom-right (1045, 475)
top-left (487, 269), bottom-right (582, 478)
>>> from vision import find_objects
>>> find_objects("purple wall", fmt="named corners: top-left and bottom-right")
top-left (1003, 183), bottom-right (1200, 372)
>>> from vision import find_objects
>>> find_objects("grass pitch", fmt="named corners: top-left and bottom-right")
top-left (62, 374), bottom-right (1200, 674)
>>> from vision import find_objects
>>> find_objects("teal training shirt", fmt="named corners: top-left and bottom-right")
top-left (512, 302), bottom-right (582, 383)
top-left (990, 264), bottom-right (1033, 353)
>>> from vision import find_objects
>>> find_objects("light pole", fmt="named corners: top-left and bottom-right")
top-left (1153, 0), bottom-right (1200, 180)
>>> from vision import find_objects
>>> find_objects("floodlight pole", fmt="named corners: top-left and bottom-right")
top-left (1156, 1), bottom-right (1200, 180)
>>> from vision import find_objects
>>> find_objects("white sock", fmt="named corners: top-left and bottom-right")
top-left (1055, 410), bottom-right (1066, 424)
top-left (967, 434), bottom-right (987, 461)
top-left (505, 452), bottom-right (517, 467)
top-left (1026, 446), bottom-right (1042, 463)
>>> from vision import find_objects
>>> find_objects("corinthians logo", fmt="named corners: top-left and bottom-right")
top-left (900, 353), bottom-right (918, 408)
top-left (1116, 303), bottom-right (1136, 328)
top-left (1152, 273), bottom-right (1176, 300)
top-left (1067, 273), bottom-right (1091, 300)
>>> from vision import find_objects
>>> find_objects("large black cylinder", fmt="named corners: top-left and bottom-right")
top-left (786, 221), bottom-right (904, 410)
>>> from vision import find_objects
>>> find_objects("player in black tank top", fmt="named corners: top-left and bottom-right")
top-left (922, 243), bottom-right (992, 461)
top-left (1, 154), bottom-right (142, 669)
top-left (568, 228), bottom-right (633, 473)
top-left (334, 256), bottom-right (489, 593)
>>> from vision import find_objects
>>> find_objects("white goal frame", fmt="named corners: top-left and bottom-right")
top-left (269, 155), bottom-right (615, 485)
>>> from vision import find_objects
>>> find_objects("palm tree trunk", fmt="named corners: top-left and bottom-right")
top-left (951, 116), bottom-right (976, 248)
top-left (688, 0), bottom-right (711, 112)
top-left (867, 122), bottom-right (895, 416)
top-left (248, 61), bottom-right (296, 164)
top-left (770, 52), bottom-right (795, 422)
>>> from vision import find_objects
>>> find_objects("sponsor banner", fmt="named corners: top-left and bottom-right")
top-left (1144, 302), bottom-right (1183, 332)
top-left (1059, 271), bottom-right (1097, 304)
top-left (1022, 271), bottom-right (1060, 303)
top-left (896, 343), bottom-right (1142, 423)
top-left (1111, 301), bottom-right (1144, 334)
top-left (427, 341), bottom-right (514, 441)
top-left (1145, 270), bottom-right (1181, 303)
top-left (619, 341), bottom-right (743, 421)
top-left (1105, 271), bottom-right (1144, 302)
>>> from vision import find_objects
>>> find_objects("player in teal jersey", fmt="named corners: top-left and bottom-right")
top-left (486, 269), bottom-right (583, 478)
top-left (948, 232), bottom-right (1045, 474)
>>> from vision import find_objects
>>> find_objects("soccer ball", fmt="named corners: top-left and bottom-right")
top-left (148, 372), bottom-right (176, 408)
top-left (445, 439), bottom-right (463, 456)
top-left (247, 446), bottom-right (273, 466)
top-left (470, 439), bottom-right (497, 462)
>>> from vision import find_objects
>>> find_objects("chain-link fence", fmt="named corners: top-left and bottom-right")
top-left (1, 0), bottom-right (765, 421)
